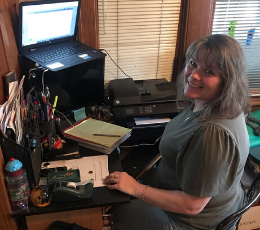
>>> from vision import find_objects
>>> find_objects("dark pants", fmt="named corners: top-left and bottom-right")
top-left (108, 168), bottom-right (184, 230)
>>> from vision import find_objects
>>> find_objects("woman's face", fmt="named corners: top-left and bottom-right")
top-left (184, 51), bottom-right (223, 108)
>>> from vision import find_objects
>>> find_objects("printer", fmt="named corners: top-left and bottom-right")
top-left (108, 78), bottom-right (180, 140)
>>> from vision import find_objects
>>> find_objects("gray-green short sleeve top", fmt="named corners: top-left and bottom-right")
top-left (156, 105), bottom-right (249, 230)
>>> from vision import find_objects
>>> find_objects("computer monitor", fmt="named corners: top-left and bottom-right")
top-left (19, 0), bottom-right (80, 53)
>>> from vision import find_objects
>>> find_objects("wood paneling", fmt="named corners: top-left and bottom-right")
top-left (0, 2), bottom-right (20, 104)
top-left (0, 0), bottom-right (16, 11)
top-left (26, 207), bottom-right (103, 230)
top-left (78, 0), bottom-right (99, 49)
top-left (0, 23), bottom-right (9, 103)
top-left (184, 0), bottom-right (216, 51)
top-left (0, 6), bottom-right (20, 79)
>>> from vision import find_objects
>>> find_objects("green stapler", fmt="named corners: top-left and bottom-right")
top-left (52, 179), bottom-right (94, 202)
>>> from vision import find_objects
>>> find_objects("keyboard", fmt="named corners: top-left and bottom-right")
top-left (121, 145), bottom-right (160, 178)
top-left (30, 43), bottom-right (91, 63)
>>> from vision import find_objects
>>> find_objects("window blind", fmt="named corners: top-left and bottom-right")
top-left (212, 0), bottom-right (260, 88)
top-left (98, 0), bottom-right (181, 83)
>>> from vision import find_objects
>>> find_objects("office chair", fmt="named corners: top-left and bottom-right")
top-left (216, 173), bottom-right (260, 230)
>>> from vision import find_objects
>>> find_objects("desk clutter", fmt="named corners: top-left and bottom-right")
top-left (0, 70), bottom-right (126, 211)
top-left (4, 157), bottom-right (96, 210)
top-left (40, 154), bottom-right (109, 188)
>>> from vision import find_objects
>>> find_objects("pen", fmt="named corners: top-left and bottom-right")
top-left (52, 96), bottom-right (58, 114)
top-left (93, 134), bottom-right (121, 137)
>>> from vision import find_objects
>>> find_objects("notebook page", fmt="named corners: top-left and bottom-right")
top-left (64, 118), bottom-right (131, 147)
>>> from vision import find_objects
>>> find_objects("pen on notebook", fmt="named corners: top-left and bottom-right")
top-left (93, 134), bottom-right (121, 137)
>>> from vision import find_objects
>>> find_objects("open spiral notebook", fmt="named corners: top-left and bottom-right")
top-left (63, 118), bottom-right (131, 154)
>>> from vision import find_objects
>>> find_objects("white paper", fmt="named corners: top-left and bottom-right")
top-left (134, 117), bottom-right (171, 125)
top-left (41, 155), bottom-right (109, 187)
top-left (0, 76), bottom-right (25, 143)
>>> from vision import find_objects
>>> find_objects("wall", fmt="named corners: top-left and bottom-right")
top-left (0, 0), bottom-right (99, 229)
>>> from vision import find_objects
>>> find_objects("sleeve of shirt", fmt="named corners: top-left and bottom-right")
top-left (176, 124), bottom-right (240, 197)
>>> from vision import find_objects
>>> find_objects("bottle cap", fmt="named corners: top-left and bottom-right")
top-left (5, 158), bottom-right (23, 177)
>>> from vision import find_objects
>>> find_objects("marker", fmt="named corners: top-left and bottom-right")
top-left (42, 94), bottom-right (47, 104)
top-left (52, 96), bottom-right (58, 114)
top-left (93, 134), bottom-right (121, 137)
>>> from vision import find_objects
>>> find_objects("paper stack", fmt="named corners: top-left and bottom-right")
top-left (63, 118), bottom-right (131, 154)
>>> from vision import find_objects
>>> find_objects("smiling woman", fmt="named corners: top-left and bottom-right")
top-left (103, 34), bottom-right (251, 230)
top-left (184, 51), bottom-right (223, 111)
top-left (177, 34), bottom-right (251, 121)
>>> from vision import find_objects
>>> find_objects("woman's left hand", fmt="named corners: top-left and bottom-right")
top-left (103, 171), bottom-right (140, 196)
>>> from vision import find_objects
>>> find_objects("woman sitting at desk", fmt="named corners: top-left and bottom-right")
top-left (103, 34), bottom-right (250, 230)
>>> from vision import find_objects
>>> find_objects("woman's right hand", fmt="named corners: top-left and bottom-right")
top-left (103, 171), bottom-right (142, 196)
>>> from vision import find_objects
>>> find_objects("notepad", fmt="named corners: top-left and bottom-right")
top-left (63, 118), bottom-right (131, 154)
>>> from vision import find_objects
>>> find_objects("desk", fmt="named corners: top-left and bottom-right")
top-left (11, 148), bottom-right (130, 230)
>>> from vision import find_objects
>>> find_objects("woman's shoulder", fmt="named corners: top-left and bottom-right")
top-left (204, 112), bottom-right (246, 132)
top-left (199, 112), bottom-right (248, 145)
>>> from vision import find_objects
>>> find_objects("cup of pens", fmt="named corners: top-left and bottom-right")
top-left (40, 119), bottom-right (56, 151)
top-left (39, 95), bottom-right (58, 152)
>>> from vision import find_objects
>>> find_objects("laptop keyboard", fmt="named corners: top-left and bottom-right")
top-left (121, 145), bottom-right (160, 178)
top-left (30, 43), bottom-right (92, 63)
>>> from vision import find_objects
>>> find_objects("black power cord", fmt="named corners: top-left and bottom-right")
top-left (100, 49), bottom-right (132, 79)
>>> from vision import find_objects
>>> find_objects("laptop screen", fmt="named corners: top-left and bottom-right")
top-left (19, 0), bottom-right (80, 52)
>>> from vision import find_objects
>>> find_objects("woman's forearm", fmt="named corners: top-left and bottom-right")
top-left (104, 171), bottom-right (211, 215)
top-left (133, 183), bottom-right (211, 215)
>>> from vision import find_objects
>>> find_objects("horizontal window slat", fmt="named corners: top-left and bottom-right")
top-left (104, 61), bottom-right (174, 70)
top-left (99, 17), bottom-right (179, 22)
top-left (99, 14), bottom-right (179, 18)
top-left (99, 34), bottom-right (178, 40)
top-left (98, 0), bottom-right (180, 5)
top-left (99, 25), bottom-right (179, 31)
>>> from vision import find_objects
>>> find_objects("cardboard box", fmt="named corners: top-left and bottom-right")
top-left (238, 206), bottom-right (260, 230)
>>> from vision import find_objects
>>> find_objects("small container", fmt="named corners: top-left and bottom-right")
top-left (5, 158), bottom-right (30, 210)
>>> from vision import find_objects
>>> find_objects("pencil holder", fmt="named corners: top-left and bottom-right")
top-left (40, 119), bottom-right (56, 137)
top-left (40, 119), bottom-right (57, 151)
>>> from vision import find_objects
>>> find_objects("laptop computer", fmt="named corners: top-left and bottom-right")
top-left (18, 0), bottom-right (105, 71)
